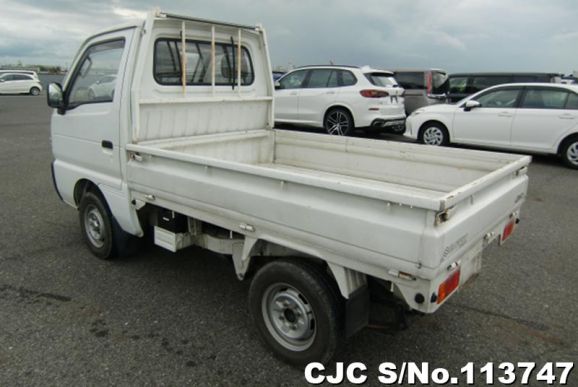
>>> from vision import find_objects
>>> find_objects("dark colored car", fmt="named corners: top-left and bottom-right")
top-left (447, 72), bottom-right (562, 102)
top-left (391, 69), bottom-right (448, 114)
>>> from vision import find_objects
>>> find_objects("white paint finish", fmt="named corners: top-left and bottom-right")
top-left (511, 108), bottom-right (578, 152)
top-left (406, 83), bottom-right (578, 154)
top-left (51, 11), bottom-right (532, 314)
top-left (274, 66), bottom-right (406, 129)
top-left (452, 107), bottom-right (516, 146)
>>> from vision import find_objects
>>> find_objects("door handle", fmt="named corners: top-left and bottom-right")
top-left (101, 140), bottom-right (113, 149)
top-left (326, 91), bottom-right (336, 95)
top-left (498, 112), bottom-right (512, 117)
top-left (289, 92), bottom-right (298, 96)
top-left (559, 114), bottom-right (575, 120)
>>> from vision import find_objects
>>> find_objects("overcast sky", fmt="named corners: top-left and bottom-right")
top-left (1, 0), bottom-right (577, 73)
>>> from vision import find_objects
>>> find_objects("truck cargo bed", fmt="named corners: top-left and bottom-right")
top-left (129, 129), bottom-right (529, 211)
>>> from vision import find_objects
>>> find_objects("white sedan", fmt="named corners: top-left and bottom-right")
top-left (405, 83), bottom-right (578, 168)
top-left (0, 73), bottom-right (43, 95)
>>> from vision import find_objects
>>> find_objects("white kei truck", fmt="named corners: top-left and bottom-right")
top-left (47, 10), bottom-right (530, 365)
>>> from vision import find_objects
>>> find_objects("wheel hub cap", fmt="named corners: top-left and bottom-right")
top-left (568, 143), bottom-right (578, 166)
top-left (326, 112), bottom-right (349, 135)
top-left (423, 127), bottom-right (444, 145)
top-left (262, 284), bottom-right (316, 351)
top-left (85, 205), bottom-right (105, 248)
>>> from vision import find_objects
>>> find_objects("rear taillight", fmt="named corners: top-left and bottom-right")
top-left (437, 269), bottom-right (460, 304)
top-left (360, 89), bottom-right (389, 98)
top-left (501, 219), bottom-right (516, 243)
top-left (426, 71), bottom-right (432, 95)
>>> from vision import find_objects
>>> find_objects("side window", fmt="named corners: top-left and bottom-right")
top-left (14, 74), bottom-right (31, 81)
top-left (306, 69), bottom-right (332, 88)
top-left (327, 71), bottom-right (339, 88)
top-left (474, 88), bottom-right (521, 108)
top-left (67, 40), bottom-right (125, 106)
top-left (448, 77), bottom-right (468, 93)
top-left (154, 39), bottom-right (254, 86)
top-left (340, 70), bottom-right (357, 86)
top-left (520, 89), bottom-right (569, 109)
top-left (468, 76), bottom-right (511, 94)
top-left (279, 70), bottom-right (307, 90)
top-left (566, 93), bottom-right (578, 110)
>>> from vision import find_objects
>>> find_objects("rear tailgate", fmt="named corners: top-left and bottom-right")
top-left (419, 156), bottom-right (530, 272)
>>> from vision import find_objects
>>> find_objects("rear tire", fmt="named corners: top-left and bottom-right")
top-left (248, 259), bottom-right (343, 365)
top-left (324, 108), bottom-right (354, 136)
top-left (418, 122), bottom-right (449, 146)
top-left (29, 87), bottom-right (40, 96)
top-left (560, 136), bottom-right (578, 169)
top-left (78, 190), bottom-right (138, 259)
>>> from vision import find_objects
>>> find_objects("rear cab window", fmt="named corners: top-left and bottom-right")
top-left (154, 38), bottom-right (254, 86)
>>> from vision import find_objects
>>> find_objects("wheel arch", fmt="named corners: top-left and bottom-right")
top-left (418, 119), bottom-right (451, 142)
top-left (73, 178), bottom-right (144, 237)
top-left (323, 104), bottom-right (356, 128)
top-left (557, 132), bottom-right (578, 155)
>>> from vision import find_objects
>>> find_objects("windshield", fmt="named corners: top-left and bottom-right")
top-left (365, 73), bottom-right (398, 87)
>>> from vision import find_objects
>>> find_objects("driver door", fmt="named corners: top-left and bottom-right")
top-left (51, 28), bottom-right (133, 192)
top-left (274, 69), bottom-right (308, 122)
top-left (452, 87), bottom-right (522, 147)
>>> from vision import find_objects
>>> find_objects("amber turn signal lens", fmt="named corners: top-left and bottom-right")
top-left (437, 269), bottom-right (460, 304)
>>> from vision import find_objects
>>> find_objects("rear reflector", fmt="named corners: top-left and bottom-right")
top-left (436, 269), bottom-right (460, 304)
top-left (501, 219), bottom-right (516, 243)
top-left (360, 89), bottom-right (389, 98)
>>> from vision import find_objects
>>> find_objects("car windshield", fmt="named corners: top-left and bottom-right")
top-left (365, 73), bottom-right (398, 87)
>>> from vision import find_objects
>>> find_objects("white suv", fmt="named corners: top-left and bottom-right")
top-left (274, 65), bottom-right (405, 135)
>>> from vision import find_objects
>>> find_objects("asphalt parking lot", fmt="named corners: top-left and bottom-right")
top-left (0, 94), bottom-right (576, 386)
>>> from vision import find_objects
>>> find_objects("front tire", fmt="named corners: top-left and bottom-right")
top-left (78, 191), bottom-right (137, 259)
top-left (560, 136), bottom-right (578, 169)
top-left (248, 259), bottom-right (343, 365)
top-left (418, 122), bottom-right (449, 146)
top-left (29, 87), bottom-right (40, 96)
top-left (324, 108), bottom-right (353, 136)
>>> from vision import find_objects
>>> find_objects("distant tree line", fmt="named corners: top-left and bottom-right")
top-left (0, 63), bottom-right (66, 74)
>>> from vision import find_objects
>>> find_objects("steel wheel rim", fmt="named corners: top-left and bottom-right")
top-left (567, 142), bottom-right (578, 166)
top-left (326, 111), bottom-right (349, 135)
top-left (423, 126), bottom-right (444, 145)
top-left (31, 88), bottom-right (39, 96)
top-left (261, 283), bottom-right (316, 351)
top-left (84, 205), bottom-right (106, 248)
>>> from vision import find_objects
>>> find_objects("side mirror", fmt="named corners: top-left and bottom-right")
top-left (0, 79), bottom-right (5, 83)
top-left (274, 80), bottom-right (282, 90)
top-left (47, 83), bottom-right (65, 112)
top-left (464, 100), bottom-right (481, 111)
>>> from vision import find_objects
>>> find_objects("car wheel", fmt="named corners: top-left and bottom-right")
top-left (324, 108), bottom-right (353, 136)
top-left (560, 136), bottom-right (578, 169)
top-left (78, 190), bottom-right (138, 259)
top-left (419, 122), bottom-right (449, 146)
top-left (248, 259), bottom-right (343, 365)
top-left (29, 87), bottom-right (40, 96)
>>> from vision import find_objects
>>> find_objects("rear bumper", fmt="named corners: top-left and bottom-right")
top-left (371, 118), bottom-right (406, 133)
